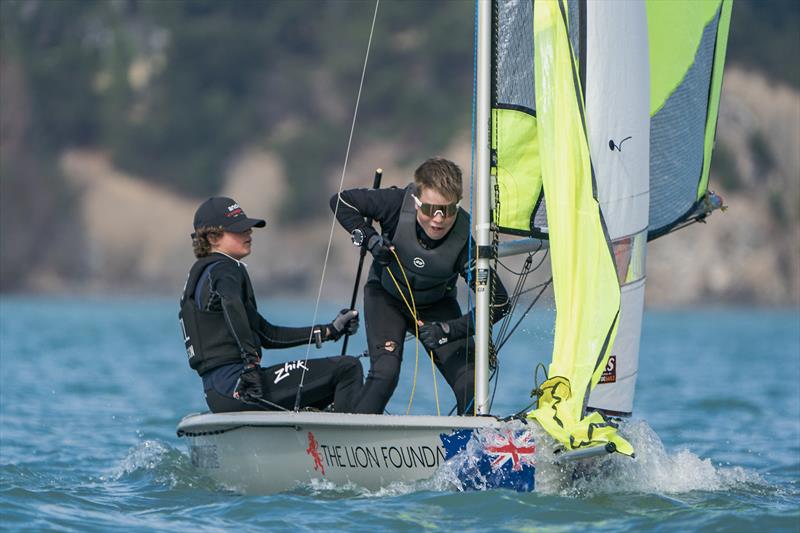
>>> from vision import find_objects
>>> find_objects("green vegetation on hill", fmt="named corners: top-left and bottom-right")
top-left (1, 0), bottom-right (473, 220)
top-left (1, 0), bottom-right (798, 294)
top-left (1, 0), bottom-right (795, 211)
top-left (728, 0), bottom-right (800, 89)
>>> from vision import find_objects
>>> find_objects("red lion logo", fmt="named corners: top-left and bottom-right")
top-left (306, 431), bottom-right (325, 475)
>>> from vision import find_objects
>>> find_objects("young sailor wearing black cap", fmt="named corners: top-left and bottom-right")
top-left (331, 158), bottom-right (510, 415)
top-left (180, 197), bottom-right (363, 413)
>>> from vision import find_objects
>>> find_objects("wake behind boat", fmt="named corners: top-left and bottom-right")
top-left (178, 0), bottom-right (732, 495)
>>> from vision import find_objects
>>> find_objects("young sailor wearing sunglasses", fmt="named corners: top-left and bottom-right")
top-left (330, 158), bottom-right (510, 415)
top-left (179, 197), bottom-right (364, 413)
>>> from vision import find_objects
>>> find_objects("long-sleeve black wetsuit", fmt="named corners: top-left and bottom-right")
top-left (185, 252), bottom-right (363, 413)
top-left (331, 187), bottom-right (510, 415)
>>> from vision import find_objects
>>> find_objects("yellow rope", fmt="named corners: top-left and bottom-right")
top-left (386, 249), bottom-right (441, 416)
top-left (385, 267), bottom-right (420, 414)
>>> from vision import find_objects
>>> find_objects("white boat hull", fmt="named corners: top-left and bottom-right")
top-left (177, 411), bottom-right (538, 494)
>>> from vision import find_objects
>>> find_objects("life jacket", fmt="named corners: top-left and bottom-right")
top-left (178, 254), bottom-right (259, 375)
top-left (370, 184), bottom-right (470, 306)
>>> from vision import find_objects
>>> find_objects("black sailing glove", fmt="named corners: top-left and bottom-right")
top-left (242, 352), bottom-right (261, 367)
top-left (367, 234), bottom-right (394, 266)
top-left (326, 309), bottom-right (359, 341)
top-left (419, 321), bottom-right (451, 351)
top-left (233, 364), bottom-right (263, 404)
top-left (419, 314), bottom-right (472, 352)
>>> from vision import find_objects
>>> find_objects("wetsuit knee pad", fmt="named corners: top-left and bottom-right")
top-left (369, 338), bottom-right (403, 363)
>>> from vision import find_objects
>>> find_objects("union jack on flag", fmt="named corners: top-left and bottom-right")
top-left (485, 430), bottom-right (536, 472)
top-left (440, 428), bottom-right (536, 492)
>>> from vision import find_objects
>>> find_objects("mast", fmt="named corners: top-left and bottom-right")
top-left (474, 0), bottom-right (492, 415)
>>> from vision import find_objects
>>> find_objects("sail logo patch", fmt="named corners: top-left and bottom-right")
top-left (413, 257), bottom-right (425, 268)
top-left (608, 136), bottom-right (632, 152)
top-left (599, 355), bottom-right (617, 383)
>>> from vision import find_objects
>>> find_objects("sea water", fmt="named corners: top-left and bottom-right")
top-left (0, 297), bottom-right (798, 532)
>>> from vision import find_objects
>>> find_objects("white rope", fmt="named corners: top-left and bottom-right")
top-left (294, 0), bottom-right (380, 409)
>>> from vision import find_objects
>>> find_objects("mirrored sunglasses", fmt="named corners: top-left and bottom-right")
top-left (412, 194), bottom-right (458, 218)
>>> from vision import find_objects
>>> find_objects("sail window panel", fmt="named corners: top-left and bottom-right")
top-left (649, 7), bottom-right (720, 236)
top-left (611, 229), bottom-right (647, 286)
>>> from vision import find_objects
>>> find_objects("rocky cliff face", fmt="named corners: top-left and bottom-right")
top-left (11, 68), bottom-right (800, 307)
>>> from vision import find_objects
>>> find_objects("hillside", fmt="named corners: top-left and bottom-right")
top-left (1, 1), bottom-right (798, 306)
top-left (647, 68), bottom-right (800, 306)
top-left (36, 66), bottom-right (797, 307)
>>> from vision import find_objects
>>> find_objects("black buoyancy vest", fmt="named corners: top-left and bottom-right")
top-left (179, 254), bottom-right (259, 375)
top-left (372, 185), bottom-right (470, 306)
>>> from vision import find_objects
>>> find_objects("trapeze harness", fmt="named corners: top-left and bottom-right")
top-left (368, 185), bottom-right (470, 307)
top-left (179, 254), bottom-right (259, 375)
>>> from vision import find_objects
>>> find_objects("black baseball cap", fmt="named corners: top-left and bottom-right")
top-left (192, 197), bottom-right (266, 236)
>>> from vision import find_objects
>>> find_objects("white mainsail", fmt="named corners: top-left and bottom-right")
top-left (584, 0), bottom-right (650, 415)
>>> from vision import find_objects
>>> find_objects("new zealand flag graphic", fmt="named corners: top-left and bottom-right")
top-left (440, 428), bottom-right (536, 492)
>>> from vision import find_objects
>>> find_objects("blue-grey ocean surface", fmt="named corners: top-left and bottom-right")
top-left (1, 297), bottom-right (798, 532)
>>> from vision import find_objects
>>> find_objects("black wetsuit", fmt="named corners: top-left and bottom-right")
top-left (179, 252), bottom-right (363, 413)
top-left (331, 186), bottom-right (510, 415)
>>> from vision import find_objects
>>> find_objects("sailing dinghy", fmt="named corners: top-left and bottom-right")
top-left (177, 0), bottom-right (732, 494)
